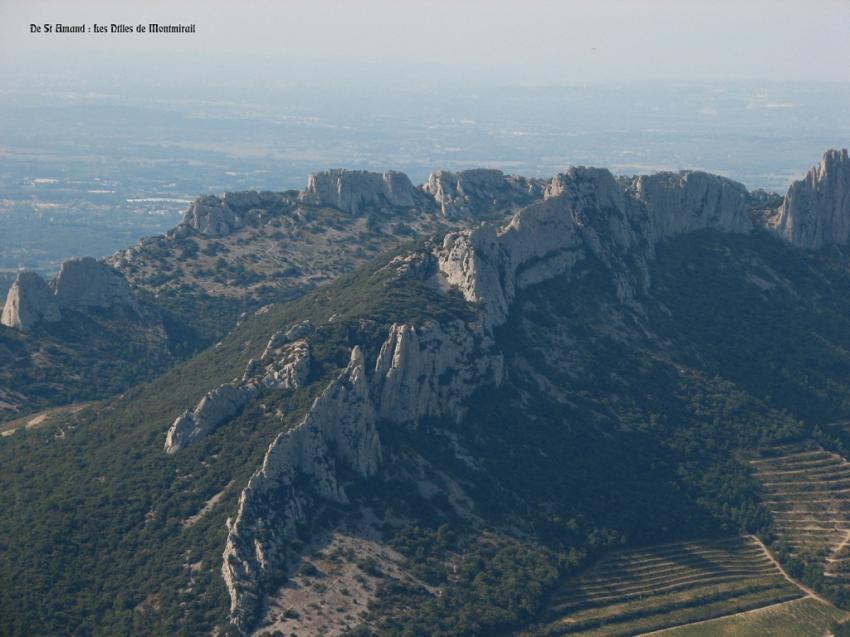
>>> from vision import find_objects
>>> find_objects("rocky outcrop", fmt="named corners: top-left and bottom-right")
top-left (164, 333), bottom-right (311, 453)
top-left (435, 166), bottom-right (757, 327)
top-left (222, 347), bottom-right (381, 629)
top-left (773, 149), bottom-right (850, 249)
top-left (374, 320), bottom-right (503, 424)
top-left (51, 257), bottom-right (134, 310)
top-left (424, 169), bottom-right (546, 218)
top-left (182, 191), bottom-right (290, 236)
top-left (165, 384), bottom-right (250, 454)
top-left (220, 312), bottom-right (502, 629)
top-left (1, 271), bottom-right (61, 331)
top-left (183, 194), bottom-right (245, 236)
top-left (628, 170), bottom-right (753, 243)
top-left (2, 258), bottom-right (136, 331)
top-left (299, 169), bottom-right (421, 214)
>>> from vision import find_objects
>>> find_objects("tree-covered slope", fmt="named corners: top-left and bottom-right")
top-left (3, 152), bottom-right (850, 636)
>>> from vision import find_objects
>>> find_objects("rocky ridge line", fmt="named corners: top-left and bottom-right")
top-left (178, 168), bottom-right (552, 239)
top-left (211, 149), bottom-right (850, 632)
top-left (164, 321), bottom-right (313, 453)
top-left (1, 257), bottom-right (135, 331)
top-left (216, 316), bottom-right (502, 628)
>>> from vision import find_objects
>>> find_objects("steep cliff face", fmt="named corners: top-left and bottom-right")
top-left (215, 310), bottom-right (503, 628)
top-left (628, 170), bottom-right (753, 243)
top-left (0, 271), bottom-right (61, 331)
top-left (221, 347), bottom-right (381, 629)
top-left (424, 168), bottom-right (546, 218)
top-left (434, 166), bottom-right (756, 328)
top-left (374, 320), bottom-right (503, 424)
top-left (299, 169), bottom-right (423, 214)
top-left (51, 257), bottom-right (134, 310)
top-left (774, 148), bottom-right (850, 250)
top-left (2, 257), bottom-right (136, 332)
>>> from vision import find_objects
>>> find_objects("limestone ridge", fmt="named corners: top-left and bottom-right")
top-left (299, 169), bottom-right (426, 215)
top-left (51, 257), bottom-right (134, 310)
top-left (215, 316), bottom-right (502, 628)
top-left (156, 149), bottom-right (850, 632)
top-left (164, 322), bottom-right (313, 453)
top-left (0, 271), bottom-right (61, 331)
top-left (213, 161), bottom-right (805, 632)
top-left (434, 166), bottom-right (755, 328)
top-left (774, 148), bottom-right (850, 249)
top-left (172, 149), bottom-right (850, 250)
top-left (1, 257), bottom-right (134, 331)
top-left (175, 168), bottom-right (550, 239)
top-left (423, 169), bottom-right (547, 218)
top-left (221, 346), bottom-right (379, 630)
top-left (183, 191), bottom-right (294, 237)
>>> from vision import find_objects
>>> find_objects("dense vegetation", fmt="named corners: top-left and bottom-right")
top-left (5, 230), bottom-right (850, 635)
top-left (0, 243), bottom-right (473, 636)
top-left (0, 306), bottom-right (176, 420)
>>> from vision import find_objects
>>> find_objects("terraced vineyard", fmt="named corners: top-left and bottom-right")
top-left (649, 596), bottom-right (848, 636)
top-left (750, 441), bottom-right (850, 582)
top-left (529, 536), bottom-right (803, 636)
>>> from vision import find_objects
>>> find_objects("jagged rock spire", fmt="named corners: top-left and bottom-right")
top-left (1, 271), bottom-right (61, 331)
top-left (774, 148), bottom-right (850, 249)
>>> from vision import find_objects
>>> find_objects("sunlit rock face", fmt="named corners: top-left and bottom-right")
top-left (1, 271), bottom-right (61, 331)
top-left (424, 168), bottom-right (546, 218)
top-left (51, 257), bottom-right (134, 310)
top-left (774, 149), bottom-right (850, 249)
top-left (164, 332), bottom-right (312, 454)
top-left (299, 169), bottom-right (421, 214)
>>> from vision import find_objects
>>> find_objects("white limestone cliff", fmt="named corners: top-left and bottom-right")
top-left (221, 347), bottom-right (381, 629)
top-left (51, 257), bottom-right (134, 310)
top-left (434, 166), bottom-right (757, 327)
top-left (629, 170), bottom-right (753, 243)
top-left (1, 271), bottom-right (61, 331)
top-left (182, 191), bottom-right (291, 236)
top-left (2, 257), bottom-right (137, 331)
top-left (424, 168), bottom-right (546, 218)
top-left (373, 320), bottom-right (503, 424)
top-left (773, 148), bottom-right (850, 249)
top-left (299, 169), bottom-right (420, 214)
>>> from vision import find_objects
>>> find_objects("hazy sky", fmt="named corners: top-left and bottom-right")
top-left (2, 0), bottom-right (850, 90)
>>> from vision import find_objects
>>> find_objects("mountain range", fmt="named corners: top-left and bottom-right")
top-left (2, 149), bottom-right (850, 636)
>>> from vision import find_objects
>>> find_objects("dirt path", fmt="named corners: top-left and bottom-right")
top-left (0, 402), bottom-right (91, 436)
top-left (830, 529), bottom-right (850, 558)
top-left (750, 534), bottom-right (832, 604)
